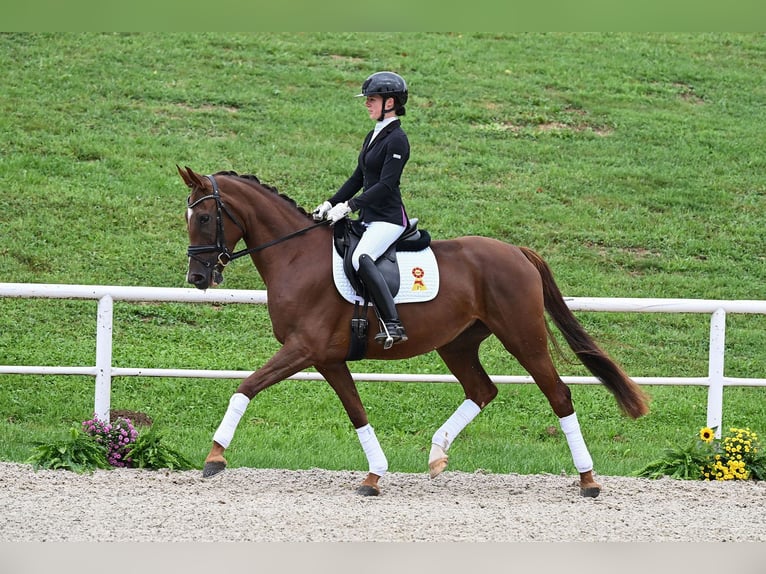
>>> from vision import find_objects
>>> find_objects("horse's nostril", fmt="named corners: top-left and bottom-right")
top-left (188, 273), bottom-right (207, 288)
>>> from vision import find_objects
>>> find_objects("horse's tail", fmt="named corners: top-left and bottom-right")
top-left (519, 246), bottom-right (650, 419)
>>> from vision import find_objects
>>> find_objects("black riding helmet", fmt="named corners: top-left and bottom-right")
top-left (356, 71), bottom-right (408, 120)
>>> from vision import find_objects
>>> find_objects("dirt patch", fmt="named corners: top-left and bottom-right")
top-left (1, 462), bottom-right (765, 542)
top-left (110, 409), bottom-right (153, 427)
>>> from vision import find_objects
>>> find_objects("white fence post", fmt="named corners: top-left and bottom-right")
top-left (94, 295), bottom-right (114, 422)
top-left (707, 308), bottom-right (726, 438)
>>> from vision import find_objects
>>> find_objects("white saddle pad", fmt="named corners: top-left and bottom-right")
top-left (332, 241), bottom-right (440, 305)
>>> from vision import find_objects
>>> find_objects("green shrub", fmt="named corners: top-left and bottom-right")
top-left (126, 426), bottom-right (197, 471)
top-left (27, 427), bottom-right (112, 473)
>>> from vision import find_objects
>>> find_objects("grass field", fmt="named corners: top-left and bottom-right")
top-left (1, 33), bottom-right (765, 477)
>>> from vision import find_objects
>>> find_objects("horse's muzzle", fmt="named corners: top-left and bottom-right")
top-left (187, 267), bottom-right (224, 290)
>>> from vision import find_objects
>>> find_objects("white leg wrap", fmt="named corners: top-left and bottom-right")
top-left (431, 399), bottom-right (481, 451)
top-left (212, 393), bottom-right (250, 449)
top-left (559, 412), bottom-right (594, 473)
top-left (356, 424), bottom-right (388, 476)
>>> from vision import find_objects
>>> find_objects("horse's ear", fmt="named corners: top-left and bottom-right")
top-left (177, 165), bottom-right (203, 189)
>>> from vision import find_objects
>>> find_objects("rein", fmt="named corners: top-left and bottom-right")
top-left (187, 174), bottom-right (331, 270)
top-left (226, 219), bottom-right (331, 262)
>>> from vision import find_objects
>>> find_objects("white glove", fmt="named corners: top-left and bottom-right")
top-left (326, 201), bottom-right (352, 223)
top-left (312, 200), bottom-right (332, 221)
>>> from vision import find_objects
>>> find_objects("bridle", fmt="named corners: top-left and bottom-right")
top-left (186, 174), bottom-right (330, 274)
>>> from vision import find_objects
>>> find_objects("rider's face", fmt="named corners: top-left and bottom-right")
top-left (365, 95), bottom-right (394, 120)
top-left (365, 95), bottom-right (382, 119)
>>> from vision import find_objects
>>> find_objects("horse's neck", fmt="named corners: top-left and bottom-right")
top-left (237, 188), bottom-right (327, 285)
top-left (247, 227), bottom-right (331, 292)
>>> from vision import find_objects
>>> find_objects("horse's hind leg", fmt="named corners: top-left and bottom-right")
top-left (431, 322), bottom-right (498, 478)
top-left (525, 360), bottom-right (601, 496)
top-left (492, 317), bottom-right (602, 497)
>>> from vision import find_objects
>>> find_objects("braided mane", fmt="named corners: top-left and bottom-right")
top-left (213, 170), bottom-right (312, 219)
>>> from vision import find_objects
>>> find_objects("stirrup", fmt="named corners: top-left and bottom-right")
top-left (374, 322), bottom-right (408, 349)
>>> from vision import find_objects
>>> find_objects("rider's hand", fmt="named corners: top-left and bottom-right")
top-left (326, 202), bottom-right (351, 224)
top-left (312, 201), bottom-right (332, 221)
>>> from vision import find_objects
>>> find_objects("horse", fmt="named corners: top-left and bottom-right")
top-left (179, 166), bottom-right (649, 498)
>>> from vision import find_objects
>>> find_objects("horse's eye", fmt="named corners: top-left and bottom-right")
top-left (199, 214), bottom-right (211, 224)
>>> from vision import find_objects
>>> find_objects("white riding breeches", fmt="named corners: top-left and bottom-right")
top-left (351, 221), bottom-right (407, 271)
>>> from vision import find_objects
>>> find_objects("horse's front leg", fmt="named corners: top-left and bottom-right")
top-left (202, 344), bottom-right (313, 478)
top-left (316, 362), bottom-right (386, 496)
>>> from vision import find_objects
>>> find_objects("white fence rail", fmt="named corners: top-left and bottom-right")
top-left (1, 282), bottom-right (765, 437)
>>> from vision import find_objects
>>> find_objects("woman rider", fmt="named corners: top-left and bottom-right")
top-left (313, 71), bottom-right (411, 347)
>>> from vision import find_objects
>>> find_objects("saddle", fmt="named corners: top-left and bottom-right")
top-left (333, 218), bottom-right (432, 361)
top-left (333, 218), bottom-right (431, 298)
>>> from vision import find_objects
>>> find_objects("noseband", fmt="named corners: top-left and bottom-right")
top-left (186, 174), bottom-right (330, 273)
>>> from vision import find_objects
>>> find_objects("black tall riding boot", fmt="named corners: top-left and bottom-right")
top-left (357, 254), bottom-right (408, 349)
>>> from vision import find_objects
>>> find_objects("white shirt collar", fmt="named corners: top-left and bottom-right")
top-left (370, 116), bottom-right (398, 143)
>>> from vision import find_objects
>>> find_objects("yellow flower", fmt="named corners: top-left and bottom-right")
top-left (699, 427), bottom-right (715, 443)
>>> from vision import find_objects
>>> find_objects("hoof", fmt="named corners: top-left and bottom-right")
top-left (428, 443), bottom-right (449, 478)
top-left (356, 484), bottom-right (380, 496)
top-left (429, 457), bottom-right (449, 479)
top-left (202, 460), bottom-right (227, 479)
top-left (580, 483), bottom-right (601, 498)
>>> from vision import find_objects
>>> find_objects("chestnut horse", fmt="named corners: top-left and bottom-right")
top-left (180, 166), bottom-right (649, 497)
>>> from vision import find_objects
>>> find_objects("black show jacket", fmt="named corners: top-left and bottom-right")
top-left (329, 119), bottom-right (410, 226)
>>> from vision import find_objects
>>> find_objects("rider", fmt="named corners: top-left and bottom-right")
top-left (313, 71), bottom-right (411, 347)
